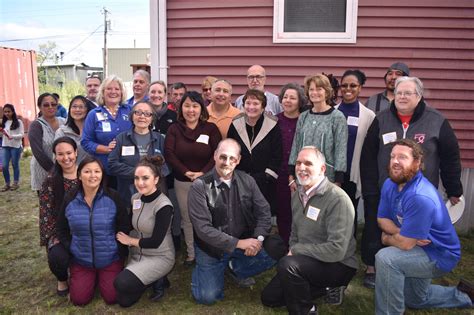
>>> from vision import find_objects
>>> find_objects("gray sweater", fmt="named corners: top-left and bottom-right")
top-left (289, 177), bottom-right (358, 270)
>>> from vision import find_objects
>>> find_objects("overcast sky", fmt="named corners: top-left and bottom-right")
top-left (0, 0), bottom-right (150, 67)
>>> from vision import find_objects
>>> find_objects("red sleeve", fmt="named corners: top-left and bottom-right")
top-left (164, 124), bottom-right (189, 177)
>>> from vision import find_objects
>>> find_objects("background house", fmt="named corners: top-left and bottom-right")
top-left (149, 0), bottom-right (474, 231)
top-left (41, 63), bottom-right (102, 88)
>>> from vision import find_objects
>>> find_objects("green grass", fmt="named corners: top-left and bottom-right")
top-left (0, 157), bottom-right (473, 314)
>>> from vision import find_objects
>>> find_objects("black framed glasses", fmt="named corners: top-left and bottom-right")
top-left (133, 110), bottom-right (153, 117)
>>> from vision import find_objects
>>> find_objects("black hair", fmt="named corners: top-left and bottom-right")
top-left (52, 93), bottom-right (60, 99)
top-left (177, 91), bottom-right (209, 122)
top-left (50, 136), bottom-right (78, 215)
top-left (1, 103), bottom-right (20, 130)
top-left (278, 83), bottom-right (307, 112)
top-left (136, 155), bottom-right (165, 188)
top-left (172, 82), bottom-right (187, 91)
top-left (341, 69), bottom-right (367, 86)
top-left (66, 95), bottom-right (91, 135)
top-left (321, 73), bottom-right (340, 106)
top-left (77, 156), bottom-right (108, 194)
top-left (37, 93), bottom-right (58, 117)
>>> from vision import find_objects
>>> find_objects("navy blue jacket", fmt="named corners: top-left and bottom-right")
top-left (108, 130), bottom-right (169, 204)
top-left (57, 188), bottom-right (131, 269)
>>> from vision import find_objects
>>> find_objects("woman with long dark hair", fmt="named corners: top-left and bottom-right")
top-left (114, 155), bottom-right (175, 307)
top-left (56, 156), bottom-right (131, 306)
top-left (1, 104), bottom-right (24, 191)
top-left (29, 93), bottom-right (65, 192)
top-left (55, 95), bottom-right (91, 163)
top-left (39, 136), bottom-right (79, 296)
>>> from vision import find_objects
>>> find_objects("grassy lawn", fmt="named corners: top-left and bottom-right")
top-left (0, 156), bottom-right (473, 314)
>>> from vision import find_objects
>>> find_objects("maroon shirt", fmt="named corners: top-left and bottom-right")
top-left (164, 120), bottom-right (222, 182)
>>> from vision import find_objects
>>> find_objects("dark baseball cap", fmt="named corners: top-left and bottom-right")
top-left (385, 62), bottom-right (410, 77)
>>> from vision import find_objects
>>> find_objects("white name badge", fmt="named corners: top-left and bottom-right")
top-left (133, 199), bottom-right (142, 210)
top-left (196, 134), bottom-right (209, 145)
top-left (96, 112), bottom-right (106, 121)
top-left (102, 122), bottom-right (111, 132)
top-left (306, 205), bottom-right (321, 221)
top-left (347, 116), bottom-right (359, 127)
top-left (122, 146), bottom-right (135, 156)
top-left (382, 132), bottom-right (397, 145)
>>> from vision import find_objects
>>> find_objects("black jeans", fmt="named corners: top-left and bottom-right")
top-left (47, 243), bottom-right (70, 282)
top-left (361, 194), bottom-right (382, 267)
top-left (341, 176), bottom-right (359, 238)
top-left (261, 255), bottom-right (357, 315)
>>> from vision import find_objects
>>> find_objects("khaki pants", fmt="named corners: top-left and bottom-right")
top-left (174, 179), bottom-right (194, 259)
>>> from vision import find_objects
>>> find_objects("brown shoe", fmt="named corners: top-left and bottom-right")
top-left (10, 183), bottom-right (19, 190)
top-left (0, 185), bottom-right (10, 192)
top-left (457, 278), bottom-right (474, 304)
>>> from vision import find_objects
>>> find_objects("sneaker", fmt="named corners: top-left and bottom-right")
top-left (457, 278), bottom-right (474, 304)
top-left (226, 268), bottom-right (256, 288)
top-left (324, 286), bottom-right (346, 305)
top-left (363, 273), bottom-right (376, 289)
top-left (0, 185), bottom-right (10, 192)
top-left (308, 304), bottom-right (318, 315)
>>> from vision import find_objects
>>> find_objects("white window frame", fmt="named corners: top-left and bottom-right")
top-left (273, 0), bottom-right (358, 44)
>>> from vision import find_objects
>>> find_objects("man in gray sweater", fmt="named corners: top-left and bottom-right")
top-left (261, 146), bottom-right (358, 315)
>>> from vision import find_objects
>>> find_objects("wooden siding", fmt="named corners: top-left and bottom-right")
top-left (166, 0), bottom-right (474, 167)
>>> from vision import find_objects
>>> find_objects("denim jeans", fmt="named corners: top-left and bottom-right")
top-left (2, 146), bottom-right (22, 184)
top-left (375, 246), bottom-right (472, 315)
top-left (191, 245), bottom-right (276, 305)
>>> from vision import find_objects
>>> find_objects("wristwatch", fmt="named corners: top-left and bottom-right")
top-left (257, 235), bottom-right (265, 242)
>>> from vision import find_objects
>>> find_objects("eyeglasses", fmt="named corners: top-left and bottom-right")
top-left (340, 83), bottom-right (360, 89)
top-left (71, 105), bottom-right (86, 110)
top-left (247, 75), bottom-right (265, 81)
top-left (395, 91), bottom-right (418, 97)
top-left (42, 103), bottom-right (58, 108)
top-left (202, 88), bottom-right (211, 92)
top-left (218, 154), bottom-right (238, 164)
top-left (133, 110), bottom-right (153, 117)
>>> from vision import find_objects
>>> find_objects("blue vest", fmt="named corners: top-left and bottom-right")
top-left (65, 190), bottom-right (119, 268)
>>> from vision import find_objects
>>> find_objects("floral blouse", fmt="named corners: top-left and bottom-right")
top-left (39, 176), bottom-right (79, 247)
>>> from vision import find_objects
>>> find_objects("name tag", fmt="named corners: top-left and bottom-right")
top-left (306, 205), bottom-right (320, 221)
top-left (196, 134), bottom-right (209, 144)
top-left (347, 116), bottom-right (359, 127)
top-left (133, 199), bottom-right (142, 210)
top-left (382, 132), bottom-right (397, 145)
top-left (102, 121), bottom-right (111, 132)
top-left (96, 112), bottom-right (106, 121)
top-left (122, 146), bottom-right (135, 156)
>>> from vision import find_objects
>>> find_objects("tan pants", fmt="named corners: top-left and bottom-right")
top-left (174, 179), bottom-right (194, 259)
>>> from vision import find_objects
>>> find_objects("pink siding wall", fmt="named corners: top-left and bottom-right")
top-left (166, 0), bottom-right (474, 167)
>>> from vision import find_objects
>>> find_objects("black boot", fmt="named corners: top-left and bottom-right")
top-left (150, 276), bottom-right (170, 302)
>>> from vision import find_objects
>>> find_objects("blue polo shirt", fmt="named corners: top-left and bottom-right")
top-left (127, 95), bottom-right (149, 106)
top-left (81, 104), bottom-right (132, 173)
top-left (378, 171), bottom-right (460, 272)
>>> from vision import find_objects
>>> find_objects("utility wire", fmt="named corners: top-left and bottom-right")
top-left (63, 24), bottom-right (103, 56)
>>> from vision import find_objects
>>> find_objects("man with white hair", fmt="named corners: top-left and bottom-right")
top-left (127, 69), bottom-right (150, 105)
top-left (261, 146), bottom-right (357, 315)
top-left (235, 65), bottom-right (282, 115)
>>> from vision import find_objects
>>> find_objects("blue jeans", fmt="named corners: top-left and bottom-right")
top-left (2, 146), bottom-right (22, 184)
top-left (375, 246), bottom-right (472, 315)
top-left (191, 245), bottom-right (276, 305)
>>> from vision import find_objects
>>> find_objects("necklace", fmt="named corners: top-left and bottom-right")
top-left (104, 105), bottom-right (118, 117)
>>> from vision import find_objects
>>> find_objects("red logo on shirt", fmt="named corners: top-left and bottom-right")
top-left (413, 134), bottom-right (425, 144)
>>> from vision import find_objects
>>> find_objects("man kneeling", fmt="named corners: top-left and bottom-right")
top-left (188, 138), bottom-right (276, 305)
top-left (261, 146), bottom-right (358, 314)
top-left (375, 139), bottom-right (473, 314)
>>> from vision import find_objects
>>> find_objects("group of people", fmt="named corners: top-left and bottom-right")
top-left (2, 61), bottom-right (472, 313)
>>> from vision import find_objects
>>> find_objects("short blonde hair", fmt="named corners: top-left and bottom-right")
top-left (97, 75), bottom-right (127, 105)
top-left (201, 76), bottom-right (218, 89)
top-left (304, 74), bottom-right (334, 103)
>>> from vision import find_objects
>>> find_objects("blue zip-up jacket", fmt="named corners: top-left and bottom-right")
top-left (81, 104), bottom-right (132, 174)
top-left (57, 188), bottom-right (131, 269)
top-left (108, 130), bottom-right (170, 204)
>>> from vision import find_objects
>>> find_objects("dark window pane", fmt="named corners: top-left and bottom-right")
top-left (284, 0), bottom-right (346, 32)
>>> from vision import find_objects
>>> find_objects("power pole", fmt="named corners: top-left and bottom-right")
top-left (102, 7), bottom-right (110, 77)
